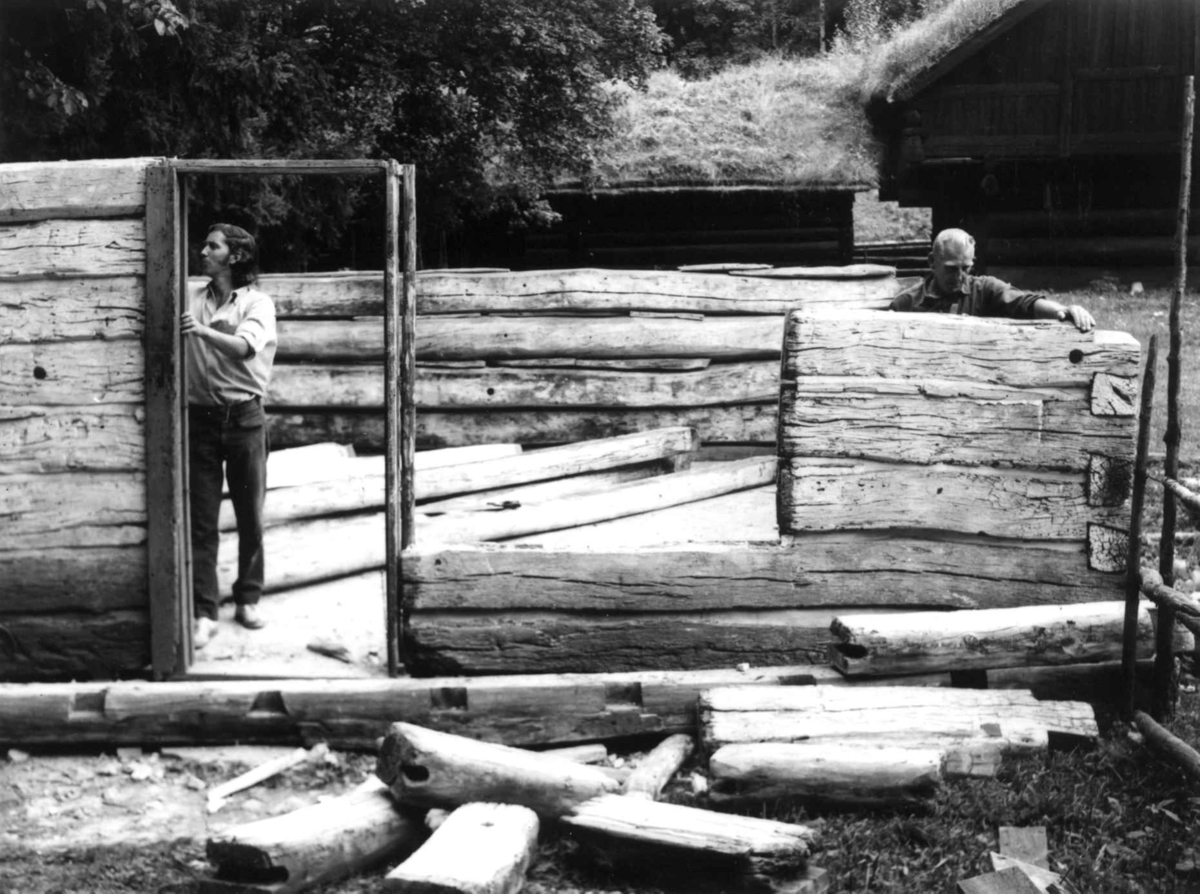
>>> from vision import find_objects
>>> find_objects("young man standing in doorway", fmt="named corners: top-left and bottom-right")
top-left (182, 223), bottom-right (277, 648)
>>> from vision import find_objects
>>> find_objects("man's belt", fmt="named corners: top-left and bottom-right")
top-left (188, 395), bottom-right (262, 423)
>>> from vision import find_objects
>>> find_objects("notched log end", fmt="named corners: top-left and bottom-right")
top-left (204, 840), bottom-right (289, 884)
top-left (1087, 523), bottom-right (1128, 573)
top-left (1088, 454), bottom-right (1133, 507)
top-left (375, 725), bottom-right (424, 788)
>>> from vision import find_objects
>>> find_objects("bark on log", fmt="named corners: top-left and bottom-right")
top-left (1, 276), bottom-right (143, 342)
top-left (206, 778), bottom-right (427, 892)
top-left (382, 802), bottom-right (539, 894)
top-left (0, 158), bottom-right (150, 222)
top-left (0, 339), bottom-right (144, 405)
top-left (0, 404), bottom-right (145, 474)
top-left (623, 734), bottom-right (695, 800)
top-left (830, 602), bottom-right (1154, 676)
top-left (0, 218), bottom-right (145, 277)
top-left (707, 742), bottom-right (943, 808)
top-left (376, 722), bottom-right (622, 817)
top-left (3, 471), bottom-right (145, 549)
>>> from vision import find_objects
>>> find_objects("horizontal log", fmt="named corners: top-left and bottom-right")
top-left (0, 545), bottom-right (146, 614)
top-left (708, 742), bottom-right (943, 808)
top-left (0, 404), bottom-right (145, 473)
top-left (0, 666), bottom-right (820, 746)
top-left (263, 268), bottom-right (899, 317)
top-left (778, 378), bottom-right (1131, 470)
top-left (2, 471), bottom-right (146, 549)
top-left (493, 357), bottom-right (713, 370)
top-left (276, 316), bottom-right (786, 363)
top-left (830, 602), bottom-right (1153, 676)
top-left (268, 361), bottom-right (778, 409)
top-left (0, 610), bottom-right (150, 682)
top-left (528, 227), bottom-right (846, 248)
top-left (1133, 709), bottom-right (1200, 784)
top-left (267, 405), bottom-right (778, 451)
top-left (0, 218), bottom-right (145, 278)
top-left (782, 313), bottom-right (1141, 388)
top-left (0, 276), bottom-right (144, 342)
top-left (0, 339), bottom-right (144, 405)
top-left (1139, 567), bottom-right (1200, 617)
top-left (260, 443), bottom-right (521, 492)
top-left (0, 158), bottom-right (151, 222)
top-left (778, 458), bottom-right (1126, 540)
top-left (737, 264), bottom-right (894, 280)
top-left (403, 535), bottom-right (1122, 612)
top-left (985, 658), bottom-right (1155, 704)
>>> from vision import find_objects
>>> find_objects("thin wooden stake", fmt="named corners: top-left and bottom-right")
top-left (1156, 74), bottom-right (1196, 721)
top-left (1124, 335), bottom-right (1158, 719)
top-left (384, 161), bottom-right (402, 676)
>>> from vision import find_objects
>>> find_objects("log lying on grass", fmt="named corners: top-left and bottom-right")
top-left (829, 602), bottom-right (1154, 676)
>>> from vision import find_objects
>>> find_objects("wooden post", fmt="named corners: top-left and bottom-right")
top-left (384, 160), bottom-right (407, 677)
top-left (1156, 74), bottom-right (1196, 720)
top-left (1124, 335), bottom-right (1158, 719)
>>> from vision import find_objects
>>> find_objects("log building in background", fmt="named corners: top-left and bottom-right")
top-left (868, 0), bottom-right (1200, 267)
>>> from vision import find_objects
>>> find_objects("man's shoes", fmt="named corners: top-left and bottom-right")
top-left (194, 616), bottom-right (219, 649)
top-left (235, 604), bottom-right (266, 630)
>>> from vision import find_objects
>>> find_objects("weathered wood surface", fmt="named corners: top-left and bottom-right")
top-left (623, 734), bottom-right (695, 800)
top-left (739, 264), bottom-right (893, 280)
top-left (779, 379), bottom-right (1132, 470)
top-left (957, 866), bottom-right (1043, 894)
top-left (259, 443), bottom-right (520, 492)
top-left (986, 658), bottom-right (1155, 704)
top-left (707, 742), bottom-right (943, 808)
top-left (268, 361), bottom-right (778, 409)
top-left (382, 802), bottom-right (538, 894)
top-left (0, 218), bottom-right (146, 278)
top-left (267, 404), bottom-right (777, 451)
top-left (494, 357), bottom-right (712, 371)
top-left (830, 602), bottom-right (1154, 675)
top-left (0, 610), bottom-right (150, 682)
top-left (0, 404), bottom-right (145, 473)
top-left (276, 316), bottom-right (785, 362)
top-left (0, 545), bottom-right (146, 614)
top-left (263, 267), bottom-right (899, 317)
top-left (1091, 373), bottom-right (1138, 416)
top-left (2, 471), bottom-right (145, 549)
top-left (0, 666), bottom-right (819, 746)
top-left (781, 313), bottom-right (1140, 388)
top-left (779, 458), bottom-right (1125, 540)
top-left (0, 158), bottom-right (151, 222)
top-left (0, 276), bottom-right (144, 342)
top-left (0, 339), bottom-right (145, 405)
top-left (997, 826), bottom-right (1048, 869)
top-left (207, 778), bottom-right (426, 893)
top-left (403, 537), bottom-right (1120, 613)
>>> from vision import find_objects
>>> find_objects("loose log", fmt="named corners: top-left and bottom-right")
top-left (261, 443), bottom-right (522, 492)
top-left (276, 316), bottom-right (785, 363)
top-left (0, 404), bottom-right (145, 474)
top-left (0, 610), bottom-right (150, 682)
top-left (540, 744), bottom-right (608, 764)
top-left (382, 802), bottom-right (539, 894)
top-left (0, 218), bottom-right (145, 277)
top-left (0, 339), bottom-right (144, 405)
top-left (268, 361), bottom-right (778, 409)
top-left (830, 602), bottom-right (1154, 676)
top-left (222, 472), bottom-right (385, 532)
top-left (3, 471), bottom-right (145, 549)
top-left (1132, 709), bottom-right (1200, 782)
top-left (206, 777), bottom-right (427, 892)
top-left (623, 734), bottom-right (695, 800)
top-left (0, 276), bottom-right (144, 342)
top-left (376, 722), bottom-right (622, 816)
top-left (0, 158), bottom-right (150, 222)
top-left (707, 742), bottom-right (943, 808)
top-left (779, 458), bottom-right (1125, 541)
top-left (0, 544), bottom-right (146, 614)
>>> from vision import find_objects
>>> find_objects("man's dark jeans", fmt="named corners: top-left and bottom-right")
top-left (188, 399), bottom-right (268, 621)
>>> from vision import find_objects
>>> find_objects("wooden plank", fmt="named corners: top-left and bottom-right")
top-left (782, 313), bottom-right (1141, 388)
top-left (779, 458), bottom-right (1125, 540)
top-left (403, 537), bottom-right (1120, 613)
top-left (0, 218), bottom-right (145, 278)
top-left (779, 379), bottom-right (1131, 470)
top-left (493, 357), bottom-right (713, 371)
top-left (830, 602), bottom-right (1154, 676)
top-left (0, 404), bottom-right (144, 473)
top-left (998, 827), bottom-right (1049, 869)
top-left (0, 545), bottom-right (146, 614)
top-left (3, 471), bottom-right (146, 549)
top-left (276, 316), bottom-right (786, 363)
top-left (0, 610), bottom-right (150, 682)
top-left (0, 276), bottom-right (144, 342)
top-left (958, 867), bottom-right (1043, 894)
top-left (0, 339), bottom-right (144, 405)
top-left (268, 361), bottom-right (779, 409)
top-left (265, 268), bottom-right (900, 317)
top-left (0, 158), bottom-right (152, 223)
top-left (260, 444), bottom-right (521, 492)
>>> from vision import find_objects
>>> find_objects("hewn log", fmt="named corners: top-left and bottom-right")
top-left (781, 313), bottom-right (1141, 387)
top-left (0, 276), bottom-right (144, 342)
top-left (623, 734), bottom-right (695, 800)
top-left (382, 802), bottom-right (538, 894)
top-left (267, 404), bottom-right (777, 452)
top-left (0, 218), bottom-right (145, 277)
top-left (0, 610), bottom-right (150, 682)
top-left (1091, 373), bottom-right (1137, 416)
top-left (986, 659), bottom-right (1155, 704)
top-left (265, 267), bottom-right (899, 317)
top-left (0, 544), bottom-right (146, 614)
top-left (419, 456), bottom-right (773, 544)
top-left (206, 778), bottom-right (427, 893)
top-left (260, 443), bottom-right (521, 492)
top-left (707, 742), bottom-right (943, 808)
top-left (3, 471), bottom-right (145, 549)
top-left (0, 158), bottom-right (151, 222)
top-left (779, 458), bottom-right (1125, 541)
top-left (830, 602), bottom-right (1153, 676)
top-left (217, 514), bottom-right (382, 594)
top-left (403, 536), bottom-right (1119, 613)
top-left (494, 357), bottom-right (712, 371)
top-left (0, 404), bottom-right (145, 473)
top-left (268, 361), bottom-right (778, 409)
top-left (0, 339), bottom-right (144, 404)
top-left (276, 316), bottom-right (785, 363)
top-left (778, 379), bottom-right (1130, 470)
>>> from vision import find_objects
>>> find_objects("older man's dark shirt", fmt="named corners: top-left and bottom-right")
top-left (889, 274), bottom-right (1043, 318)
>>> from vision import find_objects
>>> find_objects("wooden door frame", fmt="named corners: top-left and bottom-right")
top-left (145, 158), bottom-right (414, 679)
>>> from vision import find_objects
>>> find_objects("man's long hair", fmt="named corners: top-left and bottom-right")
top-left (209, 222), bottom-right (260, 288)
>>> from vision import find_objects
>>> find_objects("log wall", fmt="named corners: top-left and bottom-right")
top-left (1, 158), bottom-right (156, 681)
